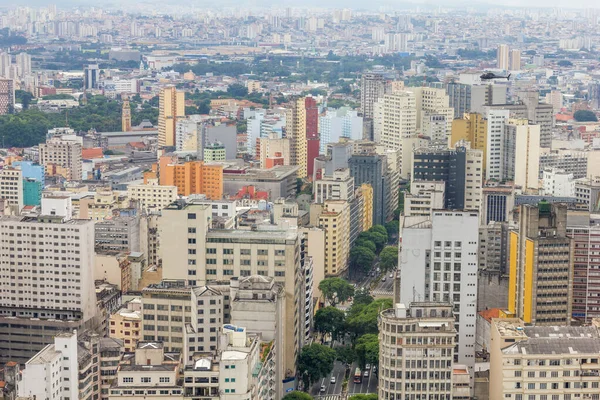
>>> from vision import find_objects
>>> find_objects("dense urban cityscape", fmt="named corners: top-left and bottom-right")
top-left (0, 1), bottom-right (600, 400)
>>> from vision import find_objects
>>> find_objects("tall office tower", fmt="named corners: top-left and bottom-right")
top-left (318, 108), bottom-right (363, 153)
top-left (158, 200), bottom-right (305, 377)
top-left (509, 49), bottom-right (521, 71)
top-left (484, 108), bottom-right (510, 181)
top-left (0, 167), bottom-right (23, 214)
top-left (496, 44), bottom-right (510, 70)
top-left (39, 135), bottom-right (83, 181)
top-left (121, 98), bottom-right (131, 132)
top-left (84, 64), bottom-right (99, 90)
top-left (407, 87), bottom-right (454, 142)
top-left (567, 212), bottom-right (600, 323)
top-left (545, 89), bottom-right (563, 112)
top-left (360, 72), bottom-right (387, 139)
top-left (16, 52), bottom-right (31, 77)
top-left (373, 92), bottom-right (417, 148)
top-left (447, 82), bottom-right (507, 118)
top-left (400, 211), bottom-right (479, 369)
top-left (508, 202), bottom-right (574, 325)
top-left (479, 221), bottom-right (509, 274)
top-left (285, 97), bottom-right (309, 178)
top-left (0, 195), bottom-right (97, 363)
top-left (379, 303), bottom-right (457, 400)
top-left (305, 97), bottom-right (319, 177)
top-left (503, 120), bottom-right (541, 190)
top-left (412, 143), bottom-right (483, 211)
top-left (481, 185), bottom-right (515, 225)
top-left (0, 78), bottom-right (14, 115)
top-left (0, 52), bottom-right (11, 77)
top-left (450, 112), bottom-right (488, 171)
top-left (158, 86), bottom-right (185, 148)
top-left (588, 82), bottom-right (600, 109)
top-left (349, 153), bottom-right (385, 225)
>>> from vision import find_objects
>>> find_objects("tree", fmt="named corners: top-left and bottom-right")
top-left (314, 306), bottom-right (346, 341)
top-left (346, 298), bottom-right (393, 339)
top-left (574, 110), bottom-right (598, 122)
top-left (336, 346), bottom-right (357, 366)
top-left (370, 225), bottom-right (388, 240)
top-left (355, 239), bottom-right (376, 254)
top-left (349, 246), bottom-right (376, 274)
top-left (15, 90), bottom-right (33, 110)
top-left (282, 391), bottom-right (313, 400)
top-left (366, 231), bottom-right (387, 253)
top-left (318, 277), bottom-right (355, 307)
top-left (227, 83), bottom-right (249, 98)
top-left (297, 344), bottom-right (336, 391)
top-left (355, 334), bottom-right (379, 369)
top-left (353, 288), bottom-right (374, 306)
top-left (384, 220), bottom-right (399, 239)
top-left (349, 394), bottom-right (378, 400)
top-left (557, 60), bottom-right (573, 67)
top-left (380, 246), bottom-right (398, 272)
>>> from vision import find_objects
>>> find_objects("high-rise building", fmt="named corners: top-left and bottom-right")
top-left (481, 185), bottom-right (515, 225)
top-left (479, 221), bottom-right (509, 274)
top-left (121, 98), bottom-right (131, 132)
top-left (360, 72), bottom-right (387, 140)
top-left (407, 87), bottom-right (454, 142)
top-left (508, 202), bottom-right (573, 325)
top-left (127, 183), bottom-right (178, 212)
top-left (543, 168), bottom-right (575, 197)
top-left (0, 167), bottom-right (23, 214)
top-left (39, 135), bottom-right (83, 181)
top-left (490, 319), bottom-right (600, 400)
top-left (404, 180), bottom-right (445, 217)
top-left (509, 49), bottom-right (521, 71)
top-left (447, 82), bottom-right (507, 118)
top-left (203, 142), bottom-right (226, 162)
top-left (399, 211), bottom-right (479, 369)
top-left (313, 168), bottom-right (355, 204)
top-left (588, 82), bottom-right (600, 109)
top-left (315, 200), bottom-right (350, 276)
top-left (0, 53), bottom-right (11, 78)
top-left (373, 91), bottom-right (417, 148)
top-left (379, 303), bottom-right (457, 400)
top-left (484, 108), bottom-right (510, 181)
top-left (412, 143), bottom-right (483, 212)
top-left (0, 78), bottom-right (14, 115)
top-left (0, 195), bottom-right (98, 363)
top-left (503, 120), bottom-right (541, 190)
top-left (258, 133), bottom-right (290, 168)
top-left (16, 52), bottom-right (31, 77)
top-left (158, 86), bottom-right (185, 148)
top-left (575, 176), bottom-right (600, 211)
top-left (450, 112), bottom-right (488, 171)
top-left (160, 160), bottom-right (223, 199)
top-left (84, 64), bottom-right (99, 90)
top-left (567, 211), bottom-right (600, 323)
top-left (285, 97), bottom-right (309, 178)
top-left (319, 108), bottom-right (363, 153)
top-left (497, 44), bottom-right (510, 70)
top-left (305, 97), bottom-right (319, 177)
top-left (349, 153), bottom-right (385, 225)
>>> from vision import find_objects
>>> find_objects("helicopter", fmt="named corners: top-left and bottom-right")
top-left (480, 72), bottom-right (511, 80)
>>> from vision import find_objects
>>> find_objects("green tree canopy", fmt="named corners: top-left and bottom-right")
top-left (346, 298), bottom-right (393, 339)
top-left (557, 60), bottom-right (573, 67)
top-left (336, 345), bottom-right (357, 366)
top-left (369, 225), bottom-right (388, 240)
top-left (282, 391), bottom-right (313, 400)
top-left (380, 246), bottom-right (399, 272)
top-left (384, 220), bottom-right (399, 239)
top-left (349, 246), bottom-right (376, 274)
top-left (297, 344), bottom-right (336, 390)
top-left (314, 306), bottom-right (346, 341)
top-left (355, 239), bottom-right (376, 254)
top-left (353, 288), bottom-right (374, 306)
top-left (349, 393), bottom-right (379, 400)
top-left (227, 83), bottom-right (249, 98)
top-left (574, 110), bottom-right (598, 122)
top-left (355, 333), bottom-right (379, 369)
top-left (318, 277), bottom-right (355, 307)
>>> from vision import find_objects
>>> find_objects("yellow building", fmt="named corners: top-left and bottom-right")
top-left (128, 183), bottom-right (178, 211)
top-left (317, 200), bottom-right (350, 276)
top-left (359, 183), bottom-right (373, 231)
top-left (246, 80), bottom-right (261, 93)
top-left (161, 161), bottom-right (223, 200)
top-left (508, 202), bottom-right (573, 325)
top-left (158, 86), bottom-right (185, 148)
top-left (285, 97), bottom-right (308, 178)
top-left (450, 112), bottom-right (487, 171)
top-left (109, 300), bottom-right (142, 352)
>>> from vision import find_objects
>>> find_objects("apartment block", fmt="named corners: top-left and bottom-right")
top-left (0, 167), bottom-right (23, 214)
top-left (315, 200), bottom-right (351, 276)
top-left (95, 214), bottom-right (141, 253)
top-left (490, 319), bottom-right (600, 400)
top-left (575, 176), bottom-right (600, 211)
top-left (39, 135), bottom-right (83, 181)
top-left (508, 202), bottom-right (573, 325)
top-left (404, 180), bottom-right (445, 218)
top-left (540, 150), bottom-right (588, 180)
top-left (109, 299), bottom-right (142, 352)
top-left (158, 86), bottom-right (185, 148)
top-left (407, 86), bottom-right (454, 142)
top-left (379, 303), bottom-right (456, 400)
top-left (374, 91), bottom-right (417, 149)
top-left (285, 97), bottom-right (309, 178)
top-left (127, 183), bottom-right (178, 212)
top-left (313, 168), bottom-right (355, 204)
top-left (222, 165), bottom-right (299, 200)
top-left (543, 168), bottom-right (575, 197)
top-left (451, 112), bottom-right (487, 171)
top-left (161, 161), bottom-right (223, 199)
top-left (503, 120), bottom-right (541, 191)
top-left (0, 78), bottom-right (14, 115)
top-left (481, 185), bottom-right (515, 225)
top-left (400, 211), bottom-right (479, 369)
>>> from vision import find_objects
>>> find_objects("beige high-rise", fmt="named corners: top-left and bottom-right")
top-left (374, 92), bottom-right (417, 149)
top-left (158, 87), bottom-right (185, 148)
top-left (509, 49), bottom-right (521, 71)
top-left (285, 97), bottom-right (308, 178)
top-left (497, 44), bottom-right (509, 70)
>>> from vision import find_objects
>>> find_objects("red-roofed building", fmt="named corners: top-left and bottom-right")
top-left (82, 147), bottom-right (104, 159)
top-left (477, 308), bottom-right (510, 354)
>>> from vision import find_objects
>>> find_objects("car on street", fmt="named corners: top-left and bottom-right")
top-left (320, 385), bottom-right (326, 392)
top-left (373, 365), bottom-right (377, 373)
top-left (365, 363), bottom-right (371, 370)
top-left (363, 370), bottom-right (369, 378)
top-left (330, 377), bottom-right (336, 384)
top-left (381, 277), bottom-right (386, 282)
top-left (389, 273), bottom-right (393, 278)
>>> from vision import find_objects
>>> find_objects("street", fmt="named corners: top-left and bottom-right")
top-left (309, 360), bottom-right (378, 398)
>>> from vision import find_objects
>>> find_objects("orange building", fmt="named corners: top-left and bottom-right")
top-left (162, 161), bottom-right (223, 199)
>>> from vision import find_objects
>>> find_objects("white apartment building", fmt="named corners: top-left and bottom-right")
top-left (127, 183), bottom-right (178, 212)
top-left (319, 107), bottom-right (363, 153)
top-left (407, 87), bottom-right (454, 142)
top-left (504, 120), bottom-right (541, 190)
top-left (490, 319), bottom-right (600, 400)
top-left (313, 168), bottom-right (355, 204)
top-left (399, 211), bottom-right (479, 371)
top-left (175, 118), bottom-right (201, 152)
top-left (404, 180), bottom-right (445, 217)
top-left (39, 135), bottom-right (83, 181)
top-left (543, 168), bottom-right (575, 197)
top-left (374, 92), bottom-right (417, 149)
top-left (0, 167), bottom-right (23, 214)
top-left (379, 303), bottom-right (457, 400)
top-left (575, 176), bottom-right (600, 211)
top-left (484, 108), bottom-right (510, 181)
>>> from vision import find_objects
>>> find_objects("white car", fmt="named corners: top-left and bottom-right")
top-left (389, 273), bottom-right (393, 278)
top-left (365, 363), bottom-right (371, 370)
top-left (330, 377), bottom-right (336, 384)
top-left (320, 385), bottom-right (326, 392)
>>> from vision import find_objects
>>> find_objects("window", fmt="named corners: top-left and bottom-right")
top-left (123, 377), bottom-right (133, 383)
top-left (188, 213), bottom-right (196, 219)
top-left (141, 377), bottom-right (151, 383)
top-left (159, 377), bottom-right (170, 383)
top-left (188, 228), bottom-right (196, 233)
